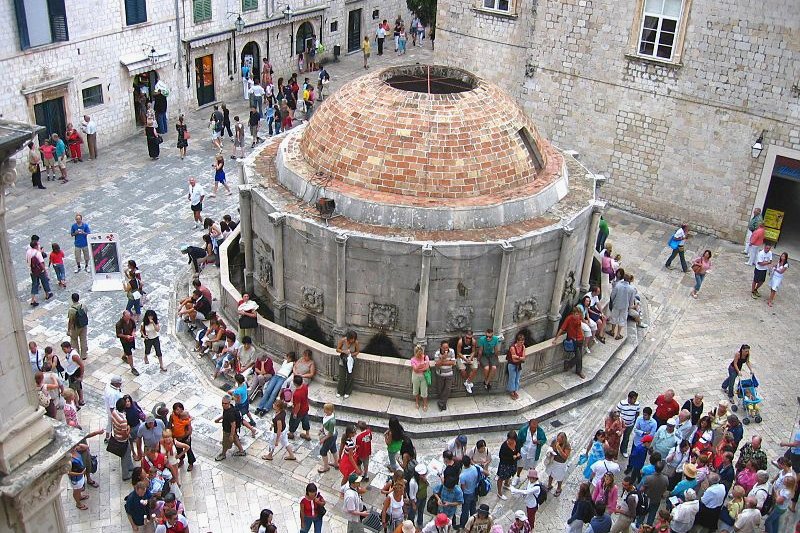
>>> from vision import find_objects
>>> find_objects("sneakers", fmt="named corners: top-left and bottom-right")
top-left (214, 453), bottom-right (226, 461)
top-left (585, 347), bottom-right (591, 354)
top-left (74, 267), bottom-right (82, 273)
top-left (335, 393), bottom-right (341, 398)
top-left (622, 452), bottom-right (629, 458)
top-left (637, 323), bottom-right (649, 328)
top-left (344, 394), bottom-right (350, 399)
top-left (464, 381), bottom-right (473, 394)
top-left (498, 495), bottom-right (508, 500)
top-left (232, 451), bottom-right (246, 457)
top-left (85, 266), bottom-right (90, 272)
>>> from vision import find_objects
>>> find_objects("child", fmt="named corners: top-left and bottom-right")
top-left (209, 155), bottom-right (232, 197)
top-left (318, 403), bottom-right (337, 473)
top-left (653, 509), bottom-right (671, 533)
top-left (281, 103), bottom-right (293, 131)
top-left (355, 420), bottom-right (373, 481)
top-left (49, 243), bottom-right (66, 288)
top-left (273, 104), bottom-right (282, 135)
top-left (159, 429), bottom-right (190, 487)
top-left (40, 140), bottom-right (57, 181)
top-left (266, 104), bottom-right (275, 136)
top-left (744, 389), bottom-right (761, 417)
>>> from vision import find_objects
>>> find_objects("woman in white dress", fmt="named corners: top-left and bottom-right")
top-left (767, 252), bottom-right (788, 307)
top-left (545, 432), bottom-right (571, 496)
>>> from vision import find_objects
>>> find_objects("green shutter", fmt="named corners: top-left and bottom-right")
top-left (242, 0), bottom-right (258, 11)
top-left (194, 0), bottom-right (211, 22)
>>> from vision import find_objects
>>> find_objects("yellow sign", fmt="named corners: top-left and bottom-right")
top-left (763, 209), bottom-right (784, 230)
top-left (764, 227), bottom-right (781, 242)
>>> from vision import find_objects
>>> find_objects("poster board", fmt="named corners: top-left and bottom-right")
top-left (763, 208), bottom-right (784, 243)
top-left (88, 233), bottom-right (124, 292)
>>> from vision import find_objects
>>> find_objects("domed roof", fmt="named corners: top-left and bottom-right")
top-left (299, 65), bottom-right (555, 202)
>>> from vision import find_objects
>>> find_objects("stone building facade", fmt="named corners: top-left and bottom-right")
top-left (0, 0), bottom-right (412, 149)
top-left (433, 0), bottom-right (800, 241)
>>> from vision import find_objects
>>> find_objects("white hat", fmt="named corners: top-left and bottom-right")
top-left (414, 463), bottom-right (428, 475)
top-left (514, 510), bottom-right (527, 521)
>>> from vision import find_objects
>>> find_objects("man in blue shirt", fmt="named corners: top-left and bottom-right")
top-left (458, 455), bottom-right (479, 527)
top-left (435, 475), bottom-right (464, 521)
top-left (52, 133), bottom-right (69, 182)
top-left (124, 481), bottom-right (152, 530)
top-left (477, 328), bottom-right (501, 390)
top-left (632, 407), bottom-right (657, 447)
top-left (70, 213), bottom-right (91, 273)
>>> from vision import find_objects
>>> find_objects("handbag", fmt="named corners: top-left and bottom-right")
top-left (183, 130), bottom-right (191, 140)
top-left (239, 315), bottom-right (258, 329)
top-left (426, 494), bottom-right (439, 515)
top-left (563, 338), bottom-right (576, 353)
top-left (668, 237), bottom-right (680, 250)
top-left (691, 263), bottom-right (702, 274)
top-left (89, 454), bottom-right (98, 474)
top-left (106, 437), bottom-right (129, 458)
top-left (38, 388), bottom-right (51, 408)
top-left (423, 369), bottom-right (432, 386)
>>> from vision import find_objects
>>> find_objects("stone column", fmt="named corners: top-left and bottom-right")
top-left (547, 226), bottom-right (576, 337)
top-left (267, 212), bottom-right (287, 325)
top-left (579, 201), bottom-right (605, 293)
top-left (413, 243), bottom-right (433, 346)
top-left (334, 233), bottom-right (349, 333)
top-left (0, 120), bottom-right (78, 531)
top-left (239, 185), bottom-right (255, 294)
top-left (493, 241), bottom-right (515, 334)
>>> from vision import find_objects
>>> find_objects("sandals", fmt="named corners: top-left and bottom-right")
top-left (317, 466), bottom-right (331, 473)
top-left (300, 434), bottom-right (312, 441)
top-left (80, 494), bottom-right (89, 501)
top-left (76, 503), bottom-right (88, 510)
top-left (87, 479), bottom-right (99, 488)
top-left (554, 489), bottom-right (562, 497)
top-left (614, 335), bottom-right (623, 340)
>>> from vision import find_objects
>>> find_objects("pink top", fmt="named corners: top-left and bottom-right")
top-left (409, 355), bottom-right (430, 374)
top-left (691, 257), bottom-right (712, 274)
top-left (592, 483), bottom-right (619, 512)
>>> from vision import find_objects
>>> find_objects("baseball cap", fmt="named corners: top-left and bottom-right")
top-left (477, 504), bottom-right (490, 516)
top-left (666, 417), bottom-right (677, 426)
top-left (457, 435), bottom-right (468, 445)
top-left (642, 435), bottom-right (654, 443)
top-left (527, 468), bottom-right (538, 479)
top-left (348, 473), bottom-right (363, 484)
top-left (514, 510), bottom-right (527, 521)
top-left (435, 514), bottom-right (449, 527)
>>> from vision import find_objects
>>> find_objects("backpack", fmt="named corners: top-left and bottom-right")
top-left (533, 482), bottom-right (547, 505)
top-left (74, 305), bottom-right (89, 328)
top-left (475, 466), bottom-right (490, 497)
top-left (758, 488), bottom-right (774, 516)
top-left (30, 255), bottom-right (45, 276)
top-left (633, 489), bottom-right (649, 516)
top-left (426, 493), bottom-right (439, 514)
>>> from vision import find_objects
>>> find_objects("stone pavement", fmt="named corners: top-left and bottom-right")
top-left (9, 41), bottom-right (800, 532)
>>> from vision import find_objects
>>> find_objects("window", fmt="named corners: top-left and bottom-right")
top-left (371, 9), bottom-right (379, 19)
top-left (242, 0), bottom-right (257, 11)
top-left (13, 0), bottom-right (69, 50)
top-left (638, 0), bottom-right (682, 60)
top-left (82, 85), bottom-right (104, 108)
top-left (330, 21), bottom-right (338, 33)
top-left (193, 0), bottom-right (212, 23)
top-left (125, 0), bottom-right (147, 25)
top-left (483, 0), bottom-right (510, 11)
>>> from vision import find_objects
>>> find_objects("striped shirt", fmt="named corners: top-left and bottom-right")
top-left (111, 410), bottom-right (130, 441)
top-left (616, 400), bottom-right (640, 427)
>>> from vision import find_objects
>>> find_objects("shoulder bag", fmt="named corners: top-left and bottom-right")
top-left (106, 437), bottom-right (129, 458)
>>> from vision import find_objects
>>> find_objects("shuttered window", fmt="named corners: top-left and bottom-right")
top-left (13, 0), bottom-right (69, 50)
top-left (193, 0), bottom-right (212, 23)
top-left (242, 0), bottom-right (258, 11)
top-left (125, 0), bottom-right (147, 25)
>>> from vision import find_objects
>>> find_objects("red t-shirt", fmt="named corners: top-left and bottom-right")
top-left (654, 395), bottom-right (680, 421)
top-left (292, 385), bottom-right (309, 416)
top-left (560, 314), bottom-right (584, 341)
top-left (49, 250), bottom-right (65, 265)
top-left (355, 429), bottom-right (373, 460)
top-left (300, 495), bottom-right (325, 518)
top-left (142, 453), bottom-right (167, 473)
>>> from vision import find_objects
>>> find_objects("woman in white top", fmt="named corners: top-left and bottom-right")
top-left (381, 480), bottom-right (407, 532)
top-left (467, 440), bottom-right (492, 474)
top-left (767, 252), bottom-right (788, 308)
top-left (141, 310), bottom-right (166, 372)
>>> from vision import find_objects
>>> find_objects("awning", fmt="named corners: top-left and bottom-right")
top-left (239, 5), bottom-right (326, 35)
top-left (119, 51), bottom-right (172, 76)
top-left (185, 30), bottom-right (233, 49)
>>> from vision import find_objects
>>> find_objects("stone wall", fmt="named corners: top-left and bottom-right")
top-left (434, 0), bottom-right (800, 240)
top-left (0, 0), bottom-right (412, 151)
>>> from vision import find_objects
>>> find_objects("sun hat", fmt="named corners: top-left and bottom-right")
top-left (401, 520), bottom-right (415, 533)
top-left (666, 416), bottom-right (677, 426)
top-left (415, 463), bottom-right (428, 475)
top-left (683, 463), bottom-right (697, 479)
top-left (514, 510), bottom-right (527, 521)
top-left (527, 468), bottom-right (538, 479)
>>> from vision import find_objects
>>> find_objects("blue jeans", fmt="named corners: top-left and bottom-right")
top-left (126, 297), bottom-right (142, 315)
top-left (53, 264), bottom-right (66, 282)
top-left (507, 363), bottom-right (521, 392)
top-left (764, 506), bottom-right (785, 533)
top-left (300, 515), bottom-right (323, 533)
top-left (30, 272), bottom-right (51, 296)
top-left (156, 112), bottom-right (168, 134)
top-left (412, 495), bottom-right (425, 526)
top-left (459, 492), bottom-right (476, 528)
top-left (257, 375), bottom-right (286, 411)
top-left (693, 273), bottom-right (705, 292)
top-left (721, 364), bottom-right (738, 398)
top-left (665, 248), bottom-right (687, 272)
top-left (253, 95), bottom-right (263, 115)
top-left (635, 500), bottom-right (660, 527)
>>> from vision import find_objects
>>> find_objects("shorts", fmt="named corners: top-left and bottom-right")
top-left (68, 373), bottom-right (83, 394)
top-left (319, 432), bottom-right (338, 456)
top-left (456, 357), bottom-right (479, 371)
top-left (212, 130), bottom-right (222, 140)
top-left (120, 340), bottom-right (135, 356)
top-left (236, 401), bottom-right (250, 416)
top-left (69, 475), bottom-right (85, 490)
top-left (234, 137), bottom-right (243, 148)
top-left (191, 202), bottom-right (203, 212)
top-left (480, 354), bottom-right (499, 368)
top-left (214, 172), bottom-right (226, 184)
top-left (43, 158), bottom-right (55, 169)
top-left (57, 155), bottom-right (67, 169)
top-left (753, 268), bottom-right (767, 284)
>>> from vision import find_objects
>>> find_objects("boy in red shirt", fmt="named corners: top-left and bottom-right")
top-left (288, 375), bottom-right (311, 441)
top-left (355, 420), bottom-right (373, 481)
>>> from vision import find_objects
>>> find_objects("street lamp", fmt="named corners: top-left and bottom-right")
top-left (283, 5), bottom-right (293, 20)
top-left (751, 131), bottom-right (765, 159)
top-left (147, 47), bottom-right (158, 63)
top-left (234, 15), bottom-right (246, 32)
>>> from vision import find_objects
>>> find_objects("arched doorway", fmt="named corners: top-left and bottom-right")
top-left (241, 41), bottom-right (261, 81)
top-left (295, 21), bottom-right (315, 56)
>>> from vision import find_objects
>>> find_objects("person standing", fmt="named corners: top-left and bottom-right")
top-left (362, 36), bottom-right (371, 68)
top-left (153, 90), bottom-right (168, 134)
top-left (506, 332), bottom-right (527, 400)
top-left (743, 208), bottom-right (763, 255)
top-left (103, 375), bottom-right (123, 442)
top-left (477, 328), bottom-right (501, 390)
top-left (27, 341), bottom-right (45, 375)
top-left (610, 477), bottom-right (640, 533)
top-left (65, 123), bottom-right (83, 162)
top-left (214, 394), bottom-right (246, 460)
top-left (664, 224), bottom-right (689, 272)
top-left (70, 213), bottom-right (91, 273)
top-left (336, 331), bottom-right (359, 399)
top-left (145, 117), bottom-right (161, 160)
top-left (26, 141), bottom-right (45, 189)
top-left (170, 402), bottom-right (196, 471)
top-left (176, 114), bottom-right (188, 160)
top-left (433, 341), bottom-right (456, 411)
top-left (188, 177), bottom-right (205, 229)
top-left (509, 469), bottom-right (544, 529)
top-left (751, 243), bottom-right (773, 298)
top-left (375, 22), bottom-right (386, 55)
top-left (553, 307), bottom-right (586, 378)
top-left (248, 106), bottom-right (262, 147)
top-left (608, 276), bottom-right (636, 340)
top-left (515, 419), bottom-right (546, 484)
top-left (27, 239), bottom-right (53, 306)
top-left (232, 116), bottom-right (245, 159)
top-left (288, 375), bottom-right (311, 441)
top-left (689, 250), bottom-right (713, 299)
top-left (409, 344), bottom-right (430, 411)
top-left (67, 293), bottom-right (89, 359)
top-left (746, 223), bottom-right (766, 266)
top-left (116, 310), bottom-right (139, 376)
top-left (617, 391), bottom-right (641, 458)
top-left (51, 133), bottom-right (69, 182)
top-left (249, 83), bottom-right (265, 116)
top-left (80, 115), bottom-right (98, 160)
top-left (141, 310), bottom-right (166, 372)
top-left (767, 252), bottom-right (789, 307)
top-left (343, 473), bottom-right (369, 522)
top-left (299, 483), bottom-right (326, 533)
top-left (596, 216), bottom-right (610, 252)
top-left (112, 398), bottom-right (134, 481)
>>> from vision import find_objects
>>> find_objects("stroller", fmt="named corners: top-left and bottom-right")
top-left (731, 373), bottom-right (762, 424)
